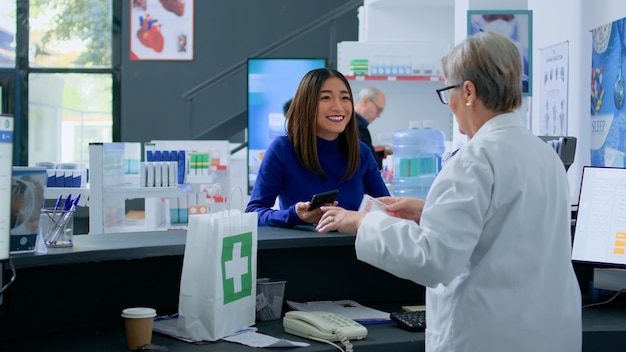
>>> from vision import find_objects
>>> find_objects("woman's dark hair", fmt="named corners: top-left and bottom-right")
top-left (286, 68), bottom-right (360, 181)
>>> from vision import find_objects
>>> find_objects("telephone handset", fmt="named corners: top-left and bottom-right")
top-left (283, 310), bottom-right (368, 342)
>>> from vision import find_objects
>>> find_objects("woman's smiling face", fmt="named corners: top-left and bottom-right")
top-left (315, 77), bottom-right (352, 140)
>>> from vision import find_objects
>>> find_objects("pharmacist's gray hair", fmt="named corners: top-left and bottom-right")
top-left (441, 31), bottom-right (522, 112)
top-left (357, 86), bottom-right (384, 103)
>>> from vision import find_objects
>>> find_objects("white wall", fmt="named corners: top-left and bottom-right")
top-left (529, 0), bottom-right (626, 202)
top-left (359, 0), bottom-right (626, 203)
top-left (360, 0), bottom-right (455, 42)
top-left (529, 0), bottom-right (584, 203)
top-left (451, 0), bottom-right (530, 150)
top-left (355, 0), bottom-right (456, 148)
top-left (452, 0), bottom-right (626, 203)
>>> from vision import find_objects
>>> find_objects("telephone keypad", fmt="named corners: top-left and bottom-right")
top-left (323, 313), bottom-right (362, 328)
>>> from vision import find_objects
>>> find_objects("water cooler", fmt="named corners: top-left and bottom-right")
top-left (392, 120), bottom-right (445, 199)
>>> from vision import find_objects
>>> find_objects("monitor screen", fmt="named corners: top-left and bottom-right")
top-left (538, 136), bottom-right (576, 171)
top-left (572, 166), bottom-right (626, 265)
top-left (0, 115), bottom-right (13, 261)
top-left (247, 58), bottom-right (326, 194)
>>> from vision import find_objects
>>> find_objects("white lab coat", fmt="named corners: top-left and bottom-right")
top-left (356, 112), bottom-right (582, 352)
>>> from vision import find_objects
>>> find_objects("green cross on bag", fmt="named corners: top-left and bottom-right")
top-left (221, 232), bottom-right (254, 304)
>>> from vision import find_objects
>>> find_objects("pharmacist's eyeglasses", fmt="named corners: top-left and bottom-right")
top-left (436, 85), bottom-right (460, 105)
top-left (371, 100), bottom-right (384, 114)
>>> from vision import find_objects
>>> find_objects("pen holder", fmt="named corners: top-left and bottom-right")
top-left (39, 208), bottom-right (74, 247)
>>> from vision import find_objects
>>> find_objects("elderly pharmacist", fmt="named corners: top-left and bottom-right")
top-left (316, 31), bottom-right (581, 352)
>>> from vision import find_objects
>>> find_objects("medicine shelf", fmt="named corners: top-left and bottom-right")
top-left (87, 142), bottom-right (231, 234)
top-left (104, 184), bottom-right (188, 200)
top-left (344, 75), bottom-right (444, 82)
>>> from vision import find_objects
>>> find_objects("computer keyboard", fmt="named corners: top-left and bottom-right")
top-left (390, 310), bottom-right (426, 332)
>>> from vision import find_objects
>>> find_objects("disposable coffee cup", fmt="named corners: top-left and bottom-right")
top-left (121, 307), bottom-right (157, 350)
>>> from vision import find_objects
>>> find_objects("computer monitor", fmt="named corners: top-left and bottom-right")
top-left (572, 166), bottom-right (626, 292)
top-left (0, 114), bottom-right (13, 307)
top-left (538, 136), bottom-right (576, 171)
top-left (0, 114), bottom-right (13, 261)
top-left (572, 166), bottom-right (626, 266)
top-left (246, 58), bottom-right (326, 194)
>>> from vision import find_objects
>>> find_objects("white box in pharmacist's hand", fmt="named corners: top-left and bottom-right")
top-left (358, 194), bottom-right (389, 213)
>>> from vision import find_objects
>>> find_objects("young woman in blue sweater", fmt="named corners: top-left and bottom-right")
top-left (245, 68), bottom-right (390, 227)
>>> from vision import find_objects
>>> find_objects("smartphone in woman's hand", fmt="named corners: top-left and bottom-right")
top-left (308, 190), bottom-right (339, 211)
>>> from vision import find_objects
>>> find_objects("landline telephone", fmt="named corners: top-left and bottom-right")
top-left (283, 310), bottom-right (368, 342)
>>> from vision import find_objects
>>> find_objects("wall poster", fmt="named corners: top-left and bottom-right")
top-left (591, 17), bottom-right (626, 167)
top-left (130, 0), bottom-right (194, 61)
top-left (468, 10), bottom-right (533, 96)
top-left (539, 41), bottom-right (569, 136)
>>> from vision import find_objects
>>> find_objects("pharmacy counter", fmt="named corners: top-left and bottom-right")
top-left (2, 226), bottom-right (624, 352)
top-left (2, 305), bottom-right (626, 351)
top-left (0, 226), bottom-right (424, 341)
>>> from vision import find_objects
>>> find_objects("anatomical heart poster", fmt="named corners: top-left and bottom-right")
top-left (130, 0), bottom-right (194, 61)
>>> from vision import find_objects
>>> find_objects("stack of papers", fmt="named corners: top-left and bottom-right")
top-left (286, 299), bottom-right (391, 323)
top-left (152, 315), bottom-right (309, 348)
top-left (224, 331), bottom-right (309, 348)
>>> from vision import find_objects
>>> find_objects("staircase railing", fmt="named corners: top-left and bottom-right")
top-left (182, 0), bottom-right (363, 150)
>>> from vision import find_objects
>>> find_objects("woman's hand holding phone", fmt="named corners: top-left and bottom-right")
top-left (307, 190), bottom-right (339, 211)
top-left (295, 190), bottom-right (340, 224)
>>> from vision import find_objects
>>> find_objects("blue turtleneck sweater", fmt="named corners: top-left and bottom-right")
top-left (246, 135), bottom-right (390, 227)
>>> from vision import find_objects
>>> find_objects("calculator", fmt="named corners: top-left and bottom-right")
top-left (390, 310), bottom-right (426, 332)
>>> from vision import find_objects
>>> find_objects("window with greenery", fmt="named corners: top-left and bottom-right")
top-left (28, 73), bottom-right (112, 164)
top-left (29, 0), bottom-right (111, 68)
top-left (0, 0), bottom-right (117, 166)
top-left (27, 0), bottom-right (114, 166)
top-left (0, 0), bottom-right (15, 67)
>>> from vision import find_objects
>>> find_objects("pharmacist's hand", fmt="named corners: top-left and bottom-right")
top-left (378, 196), bottom-right (425, 223)
top-left (316, 206), bottom-right (365, 234)
top-left (295, 201), bottom-right (338, 224)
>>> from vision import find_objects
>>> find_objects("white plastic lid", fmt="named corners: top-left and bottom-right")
top-left (422, 120), bottom-right (434, 129)
top-left (121, 307), bottom-right (157, 319)
top-left (58, 162), bottom-right (84, 169)
top-left (409, 120), bottom-right (422, 129)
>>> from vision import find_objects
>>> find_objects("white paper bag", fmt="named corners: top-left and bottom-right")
top-left (177, 209), bottom-right (258, 341)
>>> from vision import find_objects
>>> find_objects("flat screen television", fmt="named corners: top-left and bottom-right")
top-left (572, 166), bottom-right (626, 266)
top-left (247, 58), bottom-right (326, 194)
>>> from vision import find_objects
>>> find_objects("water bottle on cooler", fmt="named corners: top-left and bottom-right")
top-left (392, 120), bottom-right (445, 199)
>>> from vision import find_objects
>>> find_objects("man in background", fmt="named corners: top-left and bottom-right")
top-left (283, 98), bottom-right (293, 116)
top-left (354, 87), bottom-right (386, 169)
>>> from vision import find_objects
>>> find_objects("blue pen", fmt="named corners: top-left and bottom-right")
top-left (72, 194), bottom-right (81, 209)
top-left (49, 194), bottom-right (76, 245)
top-left (54, 195), bottom-right (63, 211)
top-left (62, 194), bottom-right (73, 211)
